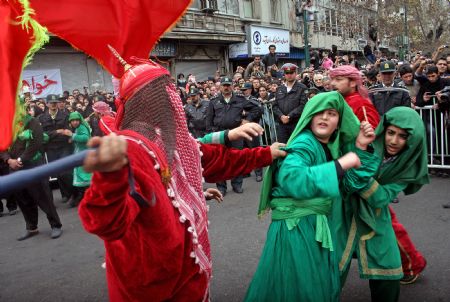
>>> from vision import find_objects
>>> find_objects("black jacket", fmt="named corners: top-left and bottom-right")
top-left (272, 81), bottom-right (308, 125)
top-left (0, 118), bottom-right (44, 166)
top-left (38, 109), bottom-right (71, 150)
top-left (185, 100), bottom-right (210, 138)
top-left (415, 76), bottom-right (450, 107)
top-left (206, 93), bottom-right (262, 132)
top-left (369, 83), bottom-right (411, 116)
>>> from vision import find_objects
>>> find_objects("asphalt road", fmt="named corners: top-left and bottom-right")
top-left (0, 175), bottom-right (449, 302)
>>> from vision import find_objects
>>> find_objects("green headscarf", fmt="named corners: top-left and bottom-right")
top-left (69, 111), bottom-right (91, 134)
top-left (286, 91), bottom-right (361, 158)
top-left (259, 91), bottom-right (361, 216)
top-left (373, 107), bottom-right (429, 195)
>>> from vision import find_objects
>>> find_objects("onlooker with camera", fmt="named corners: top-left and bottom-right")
top-left (415, 64), bottom-right (450, 107)
top-left (244, 56), bottom-right (265, 79)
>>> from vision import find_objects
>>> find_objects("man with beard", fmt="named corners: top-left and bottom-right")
top-left (272, 63), bottom-right (308, 143)
top-left (206, 77), bottom-right (262, 195)
top-left (78, 59), bottom-right (286, 301)
top-left (185, 86), bottom-right (210, 138)
top-left (329, 65), bottom-right (380, 127)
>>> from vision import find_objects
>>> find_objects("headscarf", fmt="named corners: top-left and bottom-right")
top-left (92, 101), bottom-right (115, 117)
top-left (69, 111), bottom-right (91, 134)
top-left (259, 91), bottom-right (360, 215)
top-left (373, 107), bottom-right (429, 194)
top-left (287, 91), bottom-right (360, 158)
top-left (329, 65), bottom-right (369, 99)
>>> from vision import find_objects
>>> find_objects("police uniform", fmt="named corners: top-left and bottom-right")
top-left (273, 64), bottom-right (308, 143)
top-left (206, 78), bottom-right (262, 194)
top-left (38, 94), bottom-right (74, 201)
top-left (185, 87), bottom-right (210, 138)
top-left (369, 61), bottom-right (411, 116)
top-left (241, 82), bottom-right (264, 181)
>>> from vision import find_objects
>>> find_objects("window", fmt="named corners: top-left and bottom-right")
top-left (218, 0), bottom-right (239, 15)
top-left (243, 0), bottom-right (253, 19)
top-left (200, 0), bottom-right (218, 11)
top-left (270, 0), bottom-right (280, 22)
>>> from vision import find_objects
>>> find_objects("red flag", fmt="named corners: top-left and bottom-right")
top-left (30, 0), bottom-right (192, 78)
top-left (0, 0), bottom-right (33, 150)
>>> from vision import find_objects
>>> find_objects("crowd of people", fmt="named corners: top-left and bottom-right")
top-left (0, 42), bottom-right (449, 302)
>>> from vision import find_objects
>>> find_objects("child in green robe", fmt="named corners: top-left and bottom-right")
top-left (245, 91), bottom-right (375, 302)
top-left (339, 107), bottom-right (429, 302)
top-left (67, 111), bottom-right (92, 207)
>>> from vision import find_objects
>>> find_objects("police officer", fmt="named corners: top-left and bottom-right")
top-left (273, 63), bottom-right (308, 143)
top-left (0, 109), bottom-right (62, 240)
top-left (185, 86), bottom-right (210, 138)
top-left (206, 77), bottom-right (262, 195)
top-left (38, 94), bottom-right (74, 203)
top-left (369, 60), bottom-right (411, 116)
top-left (241, 82), bottom-right (264, 181)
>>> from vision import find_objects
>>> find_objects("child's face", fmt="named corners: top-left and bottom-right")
top-left (70, 120), bottom-right (81, 129)
top-left (311, 109), bottom-right (339, 143)
top-left (384, 125), bottom-right (408, 156)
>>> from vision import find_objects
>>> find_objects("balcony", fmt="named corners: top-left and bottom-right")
top-left (163, 10), bottom-right (246, 43)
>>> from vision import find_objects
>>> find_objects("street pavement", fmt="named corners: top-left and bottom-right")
top-left (0, 175), bottom-right (449, 301)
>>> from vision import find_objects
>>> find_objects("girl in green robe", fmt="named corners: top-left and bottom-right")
top-left (245, 91), bottom-right (372, 302)
top-left (67, 111), bottom-right (92, 207)
top-left (338, 107), bottom-right (429, 302)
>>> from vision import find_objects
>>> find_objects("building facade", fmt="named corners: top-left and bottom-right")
top-left (26, 0), bottom-right (380, 94)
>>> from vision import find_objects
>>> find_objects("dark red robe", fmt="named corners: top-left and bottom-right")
top-left (78, 133), bottom-right (273, 301)
top-left (344, 92), bottom-right (380, 128)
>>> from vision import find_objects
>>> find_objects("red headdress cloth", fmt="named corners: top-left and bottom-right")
top-left (115, 58), bottom-right (212, 288)
top-left (329, 65), bottom-right (369, 99)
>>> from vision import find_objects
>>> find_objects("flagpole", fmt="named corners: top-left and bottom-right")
top-left (0, 150), bottom-right (91, 196)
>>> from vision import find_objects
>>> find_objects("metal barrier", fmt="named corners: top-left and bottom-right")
top-left (259, 99), bottom-right (278, 146)
top-left (415, 105), bottom-right (450, 169)
top-left (259, 100), bottom-right (450, 170)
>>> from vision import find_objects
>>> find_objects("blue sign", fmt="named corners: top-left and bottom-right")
top-left (253, 31), bottom-right (261, 45)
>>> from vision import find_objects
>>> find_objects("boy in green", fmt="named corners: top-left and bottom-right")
top-left (66, 111), bottom-right (92, 207)
top-left (245, 91), bottom-right (375, 302)
top-left (339, 107), bottom-right (429, 302)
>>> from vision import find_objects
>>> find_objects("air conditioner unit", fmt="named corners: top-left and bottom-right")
top-left (201, 0), bottom-right (218, 13)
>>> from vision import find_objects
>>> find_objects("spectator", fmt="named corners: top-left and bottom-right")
top-left (369, 61), bottom-right (411, 116)
top-left (321, 52), bottom-right (333, 70)
top-left (244, 56), bottom-right (265, 79)
top-left (415, 63), bottom-right (450, 107)
top-left (185, 86), bottom-right (210, 138)
top-left (398, 64), bottom-right (420, 104)
top-left (66, 112), bottom-right (92, 208)
top-left (262, 44), bottom-right (279, 74)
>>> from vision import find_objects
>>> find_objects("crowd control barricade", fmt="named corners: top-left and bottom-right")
top-left (260, 99), bottom-right (278, 146)
top-left (415, 104), bottom-right (450, 169)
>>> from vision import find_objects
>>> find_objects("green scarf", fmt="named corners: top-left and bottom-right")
top-left (373, 107), bottom-right (429, 194)
top-left (259, 91), bottom-right (361, 216)
top-left (69, 111), bottom-right (92, 134)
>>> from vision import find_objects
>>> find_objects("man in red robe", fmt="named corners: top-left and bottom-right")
top-left (330, 65), bottom-right (426, 285)
top-left (78, 59), bottom-right (286, 301)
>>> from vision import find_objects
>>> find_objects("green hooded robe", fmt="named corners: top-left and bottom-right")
top-left (245, 91), bottom-right (368, 302)
top-left (69, 111), bottom-right (92, 187)
top-left (338, 107), bottom-right (429, 281)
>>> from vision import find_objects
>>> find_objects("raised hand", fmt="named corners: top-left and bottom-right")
top-left (83, 133), bottom-right (128, 173)
top-left (228, 123), bottom-right (264, 141)
top-left (356, 121), bottom-right (375, 150)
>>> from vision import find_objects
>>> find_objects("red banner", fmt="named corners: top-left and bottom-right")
top-left (30, 0), bottom-right (193, 78)
top-left (0, 0), bottom-right (33, 150)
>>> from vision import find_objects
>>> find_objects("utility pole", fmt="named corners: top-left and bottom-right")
top-left (302, 1), bottom-right (310, 67)
top-left (403, 2), bottom-right (409, 61)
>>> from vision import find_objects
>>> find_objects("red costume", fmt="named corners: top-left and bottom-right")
top-left (78, 59), bottom-right (274, 301)
top-left (344, 91), bottom-right (426, 279)
top-left (344, 92), bottom-right (380, 128)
